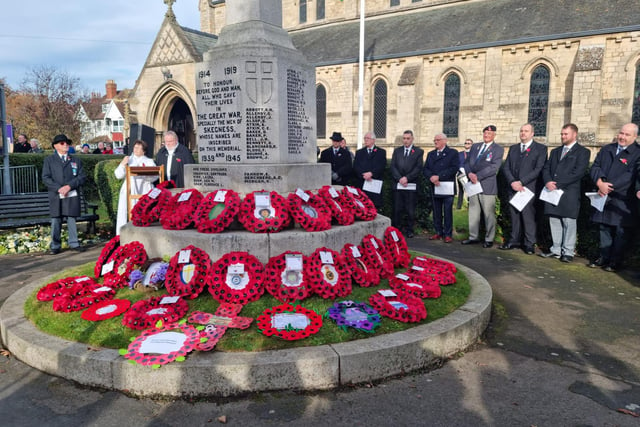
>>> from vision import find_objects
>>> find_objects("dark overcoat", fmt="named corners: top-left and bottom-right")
top-left (502, 140), bottom-right (548, 193)
top-left (391, 145), bottom-right (424, 186)
top-left (42, 153), bottom-right (87, 217)
top-left (542, 143), bottom-right (590, 218)
top-left (423, 145), bottom-right (459, 197)
top-left (319, 146), bottom-right (353, 184)
top-left (155, 143), bottom-right (195, 188)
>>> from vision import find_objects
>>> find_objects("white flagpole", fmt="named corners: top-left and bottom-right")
top-left (356, 0), bottom-right (365, 149)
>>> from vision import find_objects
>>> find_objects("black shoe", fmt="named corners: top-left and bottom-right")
top-left (560, 255), bottom-right (573, 263)
top-left (482, 241), bottom-right (494, 248)
top-left (461, 239), bottom-right (480, 245)
top-left (48, 248), bottom-right (60, 255)
top-left (71, 246), bottom-right (86, 253)
top-left (587, 258), bottom-right (606, 268)
top-left (523, 246), bottom-right (535, 255)
top-left (603, 264), bottom-right (618, 272)
top-left (539, 251), bottom-right (560, 259)
top-left (498, 243), bottom-right (519, 250)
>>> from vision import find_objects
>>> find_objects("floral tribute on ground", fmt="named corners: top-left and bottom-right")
top-left (409, 256), bottom-right (457, 286)
top-left (341, 186), bottom-right (377, 221)
top-left (52, 282), bottom-right (116, 313)
top-left (286, 189), bottom-right (332, 232)
top-left (122, 296), bottom-right (189, 330)
top-left (389, 273), bottom-right (442, 299)
top-left (317, 185), bottom-right (355, 226)
top-left (165, 245), bottom-right (211, 299)
top-left (37, 275), bottom-right (97, 302)
top-left (94, 236), bottom-right (120, 278)
top-left (208, 252), bottom-right (265, 305)
top-left (340, 243), bottom-right (381, 288)
top-left (188, 305), bottom-right (253, 351)
top-left (160, 188), bottom-right (204, 230)
top-left (325, 300), bottom-right (381, 333)
top-left (102, 241), bottom-right (148, 289)
top-left (238, 190), bottom-right (291, 233)
top-left (383, 226), bottom-right (411, 268)
top-left (362, 234), bottom-right (395, 279)
top-left (307, 247), bottom-right (352, 299)
top-left (194, 189), bottom-right (242, 233)
top-left (81, 299), bottom-right (131, 321)
top-left (264, 251), bottom-right (314, 302)
top-left (368, 289), bottom-right (427, 323)
top-left (257, 303), bottom-right (323, 340)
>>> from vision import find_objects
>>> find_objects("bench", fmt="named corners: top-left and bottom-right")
top-left (0, 192), bottom-right (99, 234)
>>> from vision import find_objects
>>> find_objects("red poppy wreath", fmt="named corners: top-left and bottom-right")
top-left (238, 190), bottom-right (291, 233)
top-left (412, 256), bottom-right (457, 274)
top-left (362, 234), bottom-right (395, 279)
top-left (160, 188), bottom-right (204, 230)
top-left (286, 189), bottom-right (332, 232)
top-left (307, 247), bottom-right (352, 299)
top-left (102, 241), bottom-right (148, 289)
top-left (122, 296), bottom-right (190, 330)
top-left (389, 273), bottom-right (442, 299)
top-left (81, 299), bottom-right (131, 321)
top-left (52, 283), bottom-right (116, 313)
top-left (208, 251), bottom-right (265, 304)
top-left (130, 186), bottom-right (173, 227)
top-left (264, 251), bottom-right (314, 302)
top-left (120, 320), bottom-right (199, 367)
top-left (407, 264), bottom-right (456, 286)
top-left (317, 185), bottom-right (355, 226)
top-left (257, 303), bottom-right (322, 340)
top-left (368, 289), bottom-right (427, 323)
top-left (94, 235), bottom-right (120, 278)
top-left (165, 245), bottom-right (212, 299)
top-left (194, 189), bottom-right (241, 233)
top-left (341, 186), bottom-right (377, 221)
top-left (383, 226), bottom-right (411, 268)
top-left (340, 243), bottom-right (381, 288)
top-left (37, 275), bottom-right (97, 302)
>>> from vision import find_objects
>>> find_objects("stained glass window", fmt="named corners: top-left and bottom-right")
top-left (316, 84), bottom-right (327, 139)
top-left (527, 65), bottom-right (550, 137)
top-left (373, 80), bottom-right (388, 139)
top-left (443, 73), bottom-right (460, 138)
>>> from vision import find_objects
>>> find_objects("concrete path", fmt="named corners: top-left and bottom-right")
top-left (1, 239), bottom-right (639, 426)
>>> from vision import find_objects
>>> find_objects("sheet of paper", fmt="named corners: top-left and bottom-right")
top-left (319, 251), bottom-right (334, 264)
top-left (378, 289), bottom-right (397, 297)
top-left (363, 179), bottom-right (383, 194)
top-left (539, 188), bottom-right (563, 206)
top-left (59, 190), bottom-right (78, 199)
top-left (160, 296), bottom-right (180, 304)
top-left (434, 181), bottom-right (455, 196)
top-left (285, 254), bottom-right (303, 271)
top-left (214, 190), bottom-right (227, 202)
top-left (509, 187), bottom-right (535, 212)
top-left (585, 192), bottom-right (607, 212)
top-left (254, 192), bottom-right (271, 207)
top-left (139, 331), bottom-right (187, 355)
top-left (464, 181), bottom-right (483, 197)
top-left (396, 182), bottom-right (417, 191)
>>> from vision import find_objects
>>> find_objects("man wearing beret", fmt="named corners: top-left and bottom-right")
top-left (319, 131), bottom-right (353, 185)
top-left (462, 125), bottom-right (504, 248)
top-left (42, 134), bottom-right (87, 254)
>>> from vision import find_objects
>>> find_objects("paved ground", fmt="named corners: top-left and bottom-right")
top-left (1, 238), bottom-right (639, 426)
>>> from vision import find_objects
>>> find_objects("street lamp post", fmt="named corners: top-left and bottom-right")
top-left (1, 83), bottom-right (11, 195)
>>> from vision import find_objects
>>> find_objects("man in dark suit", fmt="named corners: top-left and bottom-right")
top-left (13, 133), bottom-right (31, 153)
top-left (456, 138), bottom-right (473, 209)
top-left (353, 131), bottom-right (387, 210)
top-left (391, 130), bottom-right (424, 238)
top-left (540, 123), bottom-right (590, 263)
top-left (42, 134), bottom-right (87, 254)
top-left (499, 123), bottom-right (548, 254)
top-left (587, 123), bottom-right (640, 271)
top-left (319, 131), bottom-right (353, 185)
top-left (462, 125), bottom-right (504, 248)
top-left (156, 130), bottom-right (195, 188)
top-left (423, 133), bottom-right (459, 242)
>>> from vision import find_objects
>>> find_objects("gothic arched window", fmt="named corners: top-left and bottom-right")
top-left (632, 62), bottom-right (640, 127)
top-left (316, 84), bottom-right (327, 139)
top-left (528, 65), bottom-right (550, 136)
top-left (300, 0), bottom-right (307, 24)
top-left (316, 0), bottom-right (325, 20)
top-left (443, 73), bottom-right (460, 138)
top-left (373, 80), bottom-right (388, 139)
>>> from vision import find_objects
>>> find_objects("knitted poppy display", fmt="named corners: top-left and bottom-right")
top-left (368, 289), bottom-right (427, 323)
top-left (341, 186), bottom-right (377, 221)
top-left (130, 186), bottom-right (173, 227)
top-left (160, 188), bottom-right (204, 230)
top-left (94, 235), bottom-right (120, 278)
top-left (389, 273), bottom-right (442, 299)
top-left (102, 241), bottom-right (148, 289)
top-left (286, 189), bottom-right (332, 232)
top-left (122, 296), bottom-right (189, 330)
top-left (264, 251), bottom-right (314, 302)
top-left (317, 185), bottom-right (355, 226)
top-left (340, 243), bottom-right (381, 287)
top-left (165, 245), bottom-right (212, 299)
top-left (238, 190), bottom-right (291, 233)
top-left (257, 303), bottom-right (323, 340)
top-left (362, 234), bottom-right (395, 279)
top-left (81, 299), bottom-right (131, 321)
top-left (129, 260), bottom-right (170, 291)
top-left (383, 226), bottom-right (411, 268)
top-left (194, 189), bottom-right (242, 233)
top-left (325, 300), bottom-right (381, 333)
top-left (208, 252), bottom-right (265, 305)
top-left (307, 247), bottom-right (352, 299)
top-left (37, 275), bottom-right (97, 302)
top-left (120, 320), bottom-right (199, 367)
top-left (52, 283), bottom-right (116, 313)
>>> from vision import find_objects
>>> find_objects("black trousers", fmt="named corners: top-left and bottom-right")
top-left (393, 190), bottom-right (417, 232)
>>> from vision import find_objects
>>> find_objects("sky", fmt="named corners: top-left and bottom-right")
top-left (0, 0), bottom-right (201, 94)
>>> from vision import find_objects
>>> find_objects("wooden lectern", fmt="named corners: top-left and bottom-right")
top-left (126, 165), bottom-right (165, 220)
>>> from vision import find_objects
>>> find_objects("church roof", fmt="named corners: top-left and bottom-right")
top-left (181, 26), bottom-right (219, 60)
top-left (289, 0), bottom-right (640, 65)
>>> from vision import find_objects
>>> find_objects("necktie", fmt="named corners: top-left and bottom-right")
top-left (560, 146), bottom-right (569, 159)
top-left (478, 145), bottom-right (486, 158)
top-left (616, 145), bottom-right (623, 156)
top-left (334, 149), bottom-right (338, 156)
top-left (367, 148), bottom-right (372, 155)
top-left (404, 149), bottom-right (409, 157)
top-left (437, 151), bottom-right (441, 157)
top-left (521, 144), bottom-right (526, 153)
top-left (62, 155), bottom-right (66, 162)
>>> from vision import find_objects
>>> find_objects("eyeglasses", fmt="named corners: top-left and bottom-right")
top-left (58, 141), bottom-right (69, 145)
top-left (464, 142), bottom-right (473, 145)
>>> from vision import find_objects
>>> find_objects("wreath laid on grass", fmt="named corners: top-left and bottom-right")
top-left (340, 243), bottom-right (380, 288)
top-left (286, 189), bottom-right (332, 232)
top-left (238, 190), bottom-right (291, 233)
top-left (208, 251), bottom-right (265, 305)
top-left (130, 186), bottom-right (173, 227)
top-left (194, 189), bottom-right (241, 233)
top-left (81, 299), bottom-right (131, 321)
top-left (317, 185), bottom-right (355, 226)
top-left (368, 289), bottom-right (427, 323)
top-left (325, 300), bottom-right (381, 333)
top-left (341, 186), bottom-right (377, 221)
top-left (165, 245), bottom-right (211, 299)
top-left (52, 283), bottom-right (116, 313)
top-left (384, 226), bottom-right (411, 268)
top-left (160, 188), bottom-right (204, 230)
top-left (362, 234), bottom-right (395, 279)
top-left (264, 251), bottom-right (314, 302)
top-left (389, 273), bottom-right (442, 299)
top-left (257, 303), bottom-right (323, 340)
top-left (122, 296), bottom-right (189, 330)
top-left (407, 265), bottom-right (456, 286)
top-left (102, 241), bottom-right (148, 289)
top-left (307, 247), bottom-right (352, 299)
top-left (412, 256), bottom-right (457, 274)
top-left (37, 275), bottom-right (96, 302)
top-left (94, 235), bottom-right (120, 278)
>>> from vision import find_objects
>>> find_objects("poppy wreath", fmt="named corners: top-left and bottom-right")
top-left (264, 251), bottom-right (314, 302)
top-left (94, 235), bottom-right (120, 278)
top-left (208, 251), bottom-right (265, 304)
top-left (325, 300), bottom-right (381, 333)
top-left (407, 265), bottom-right (456, 286)
top-left (120, 320), bottom-right (199, 367)
top-left (238, 190), bottom-right (291, 233)
top-left (340, 243), bottom-right (381, 288)
top-left (130, 186), bottom-right (173, 227)
top-left (317, 185), bottom-right (355, 226)
top-left (340, 186), bottom-right (377, 221)
top-left (389, 273), bottom-right (442, 299)
top-left (257, 303), bottom-right (323, 340)
top-left (194, 189), bottom-right (241, 233)
top-left (165, 245), bottom-right (212, 299)
top-left (160, 188), bottom-right (204, 230)
top-left (122, 296), bottom-right (190, 330)
top-left (286, 190), bottom-right (332, 232)
top-left (81, 299), bottom-right (131, 321)
top-left (37, 275), bottom-right (97, 302)
top-left (412, 256), bottom-right (457, 274)
top-left (52, 283), bottom-right (116, 313)
top-left (368, 289), bottom-right (427, 323)
top-left (102, 241), bottom-right (148, 289)
top-left (362, 234), bottom-right (395, 279)
top-left (383, 226), bottom-right (411, 268)
top-left (307, 247), bottom-right (352, 299)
